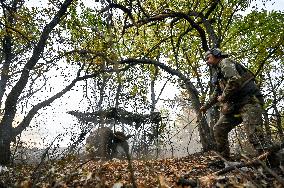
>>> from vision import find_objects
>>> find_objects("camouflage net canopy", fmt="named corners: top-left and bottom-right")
top-left (67, 107), bottom-right (162, 129)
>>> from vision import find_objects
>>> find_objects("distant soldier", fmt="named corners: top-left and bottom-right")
top-left (200, 48), bottom-right (267, 159)
top-left (86, 127), bottom-right (131, 160)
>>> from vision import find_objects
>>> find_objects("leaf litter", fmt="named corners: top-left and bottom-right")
top-left (0, 151), bottom-right (283, 187)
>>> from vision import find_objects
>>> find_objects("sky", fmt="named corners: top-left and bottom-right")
top-left (20, 0), bottom-right (284, 150)
top-left (259, 0), bottom-right (284, 11)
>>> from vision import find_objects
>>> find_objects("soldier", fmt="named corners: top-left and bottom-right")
top-left (200, 48), bottom-right (266, 159)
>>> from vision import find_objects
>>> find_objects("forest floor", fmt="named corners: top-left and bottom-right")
top-left (0, 151), bottom-right (283, 187)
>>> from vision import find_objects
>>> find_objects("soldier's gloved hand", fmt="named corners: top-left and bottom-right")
top-left (199, 106), bottom-right (207, 114)
top-left (217, 95), bottom-right (225, 102)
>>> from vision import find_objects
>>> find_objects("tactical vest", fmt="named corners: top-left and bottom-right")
top-left (212, 61), bottom-right (262, 102)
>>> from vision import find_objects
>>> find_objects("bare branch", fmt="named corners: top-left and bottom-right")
top-left (100, 3), bottom-right (135, 24)
top-left (12, 67), bottom-right (100, 137)
top-left (204, 0), bottom-right (221, 18)
top-left (255, 43), bottom-right (281, 76)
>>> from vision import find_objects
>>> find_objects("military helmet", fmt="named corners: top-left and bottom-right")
top-left (204, 48), bottom-right (229, 59)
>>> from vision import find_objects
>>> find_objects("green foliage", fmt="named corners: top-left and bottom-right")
top-left (226, 10), bottom-right (284, 69)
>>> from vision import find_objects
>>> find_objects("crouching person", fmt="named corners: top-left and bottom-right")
top-left (85, 127), bottom-right (132, 160)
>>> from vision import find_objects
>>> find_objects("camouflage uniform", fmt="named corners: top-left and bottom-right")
top-left (204, 58), bottom-right (265, 158)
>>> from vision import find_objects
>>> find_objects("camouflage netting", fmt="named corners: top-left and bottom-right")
top-left (67, 107), bottom-right (162, 129)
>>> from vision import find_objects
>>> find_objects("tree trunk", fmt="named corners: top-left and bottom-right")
top-left (0, 142), bottom-right (11, 165)
top-left (263, 110), bottom-right (272, 141)
top-left (198, 116), bottom-right (216, 151)
top-left (183, 79), bottom-right (216, 151)
top-left (0, 128), bottom-right (12, 165)
top-left (120, 58), bottom-right (216, 151)
top-left (273, 105), bottom-right (284, 140)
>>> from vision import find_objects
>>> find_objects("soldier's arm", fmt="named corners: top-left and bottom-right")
top-left (218, 59), bottom-right (243, 101)
top-left (203, 86), bottom-right (220, 110)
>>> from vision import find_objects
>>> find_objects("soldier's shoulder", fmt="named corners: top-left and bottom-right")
top-left (221, 58), bottom-right (235, 64)
top-left (219, 58), bottom-right (236, 68)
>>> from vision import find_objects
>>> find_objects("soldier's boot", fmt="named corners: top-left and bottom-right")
top-left (208, 137), bottom-right (231, 169)
top-left (208, 135), bottom-right (239, 170)
top-left (217, 140), bottom-right (231, 160)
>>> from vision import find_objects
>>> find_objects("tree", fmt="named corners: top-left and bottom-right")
top-left (0, 0), bottom-right (97, 165)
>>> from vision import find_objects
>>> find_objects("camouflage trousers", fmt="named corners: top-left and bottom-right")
top-left (214, 102), bottom-right (265, 159)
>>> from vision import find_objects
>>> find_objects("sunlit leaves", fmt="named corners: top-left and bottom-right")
top-left (227, 10), bottom-right (284, 70)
